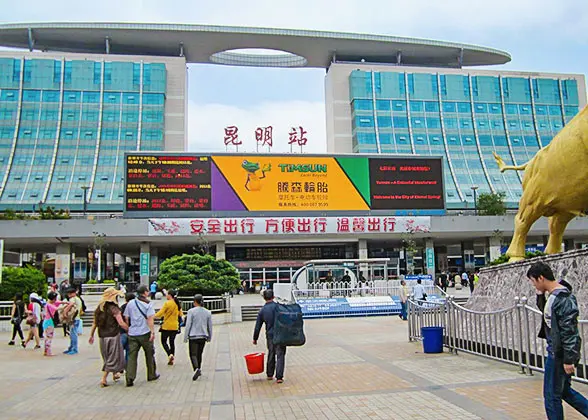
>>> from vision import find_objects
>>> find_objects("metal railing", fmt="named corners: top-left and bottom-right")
top-left (178, 295), bottom-right (231, 313)
top-left (408, 296), bottom-right (588, 384)
top-left (295, 284), bottom-right (438, 300)
top-left (81, 283), bottom-right (118, 295)
top-left (0, 301), bottom-right (13, 320)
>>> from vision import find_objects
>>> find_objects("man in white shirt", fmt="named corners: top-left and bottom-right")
top-left (124, 285), bottom-right (159, 387)
top-left (412, 279), bottom-right (427, 302)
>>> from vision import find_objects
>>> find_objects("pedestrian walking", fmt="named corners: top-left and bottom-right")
top-left (440, 271), bottom-right (448, 293)
top-left (253, 290), bottom-right (287, 384)
top-left (469, 272), bottom-right (475, 293)
top-left (22, 293), bottom-right (42, 349)
top-left (63, 287), bottom-right (82, 355)
top-left (412, 279), bottom-right (427, 302)
top-left (183, 294), bottom-right (212, 380)
top-left (89, 287), bottom-right (129, 388)
top-left (155, 289), bottom-right (183, 366)
top-left (150, 280), bottom-right (157, 300)
top-left (120, 292), bottom-right (135, 364)
top-left (398, 280), bottom-right (409, 321)
top-left (8, 293), bottom-right (25, 347)
top-left (42, 292), bottom-right (65, 356)
top-left (123, 285), bottom-right (159, 387)
top-left (528, 261), bottom-right (588, 419)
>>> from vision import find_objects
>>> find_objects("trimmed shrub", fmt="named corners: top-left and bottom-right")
top-left (0, 266), bottom-right (47, 300)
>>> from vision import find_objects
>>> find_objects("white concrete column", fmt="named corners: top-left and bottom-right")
top-left (139, 242), bottom-right (150, 287)
top-left (216, 241), bottom-right (226, 260)
top-left (55, 243), bottom-right (71, 285)
top-left (425, 239), bottom-right (435, 276)
top-left (488, 237), bottom-right (501, 262)
top-left (358, 239), bottom-right (368, 279)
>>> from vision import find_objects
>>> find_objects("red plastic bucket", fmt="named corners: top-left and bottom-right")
top-left (244, 352), bottom-right (265, 374)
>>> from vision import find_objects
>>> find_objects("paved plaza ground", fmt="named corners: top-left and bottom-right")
top-left (1, 312), bottom-right (587, 419)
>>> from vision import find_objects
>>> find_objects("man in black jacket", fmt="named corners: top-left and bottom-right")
top-left (253, 290), bottom-right (286, 384)
top-left (528, 261), bottom-right (588, 419)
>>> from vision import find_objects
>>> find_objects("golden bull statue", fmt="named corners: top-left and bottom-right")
top-left (493, 105), bottom-right (588, 261)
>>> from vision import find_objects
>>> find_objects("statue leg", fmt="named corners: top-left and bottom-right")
top-left (506, 198), bottom-right (542, 261)
top-left (545, 212), bottom-right (575, 254)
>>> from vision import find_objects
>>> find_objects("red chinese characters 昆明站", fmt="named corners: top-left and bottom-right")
top-left (288, 126), bottom-right (308, 146)
top-left (255, 126), bottom-right (273, 147)
top-left (223, 126), bottom-right (242, 146)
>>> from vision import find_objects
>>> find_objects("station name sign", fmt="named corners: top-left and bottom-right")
top-left (125, 153), bottom-right (445, 215)
top-left (148, 216), bottom-right (431, 236)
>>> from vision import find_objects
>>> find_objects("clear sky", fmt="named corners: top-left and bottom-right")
top-left (1, 0), bottom-right (587, 153)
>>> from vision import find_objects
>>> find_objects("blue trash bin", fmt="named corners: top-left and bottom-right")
top-left (421, 326), bottom-right (444, 353)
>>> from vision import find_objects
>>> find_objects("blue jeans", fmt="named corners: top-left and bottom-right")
top-left (544, 354), bottom-right (588, 419)
top-left (400, 302), bottom-right (407, 320)
top-left (67, 320), bottom-right (80, 353)
top-left (120, 332), bottom-right (129, 364)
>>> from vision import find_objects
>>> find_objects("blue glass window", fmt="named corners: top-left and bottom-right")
top-left (356, 132), bottom-right (376, 145)
top-left (488, 104), bottom-right (501, 114)
top-left (103, 93), bottom-right (121, 103)
top-left (535, 105), bottom-right (548, 115)
top-left (505, 104), bottom-right (518, 115)
top-left (426, 117), bottom-right (441, 129)
top-left (392, 116), bottom-right (408, 128)
top-left (474, 103), bottom-right (487, 113)
top-left (22, 90), bottom-right (41, 102)
top-left (376, 100), bottom-right (390, 111)
top-left (42, 91), bottom-right (60, 102)
top-left (459, 118), bottom-right (472, 129)
top-left (64, 91), bottom-right (81, 103)
top-left (0, 90), bottom-right (18, 101)
top-left (377, 116), bottom-right (392, 128)
top-left (519, 104), bottom-right (531, 115)
top-left (549, 105), bottom-right (562, 116)
top-left (64, 61), bottom-right (72, 84)
top-left (355, 116), bottom-right (374, 127)
top-left (93, 62), bottom-right (101, 85)
top-left (410, 101), bottom-right (424, 112)
top-left (83, 92), bottom-right (100, 103)
top-left (424, 101), bottom-right (439, 112)
top-left (391, 100), bottom-right (406, 111)
top-left (353, 99), bottom-right (372, 111)
top-left (443, 102), bottom-right (456, 113)
top-left (142, 93), bottom-right (164, 105)
top-left (411, 117), bottom-right (425, 128)
top-left (457, 102), bottom-right (471, 113)
top-left (564, 106), bottom-right (578, 116)
top-left (379, 133), bottom-right (392, 144)
top-left (493, 136), bottom-right (507, 146)
top-left (444, 118), bottom-right (457, 129)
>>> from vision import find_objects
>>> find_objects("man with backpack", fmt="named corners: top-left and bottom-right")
top-left (123, 285), bottom-right (159, 387)
top-left (63, 287), bottom-right (82, 355)
top-left (253, 290), bottom-right (287, 384)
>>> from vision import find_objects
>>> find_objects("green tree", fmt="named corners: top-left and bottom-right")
top-left (157, 254), bottom-right (240, 296)
top-left (476, 192), bottom-right (507, 216)
top-left (0, 266), bottom-right (47, 300)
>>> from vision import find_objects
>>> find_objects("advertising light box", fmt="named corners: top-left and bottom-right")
top-left (124, 153), bottom-right (445, 217)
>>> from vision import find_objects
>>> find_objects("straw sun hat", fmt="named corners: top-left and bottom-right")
top-left (98, 287), bottom-right (124, 311)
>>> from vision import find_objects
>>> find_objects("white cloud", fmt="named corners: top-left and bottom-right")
top-left (187, 100), bottom-right (327, 154)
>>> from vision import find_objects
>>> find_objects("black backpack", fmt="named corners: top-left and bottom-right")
top-left (51, 306), bottom-right (60, 326)
top-left (272, 303), bottom-right (306, 347)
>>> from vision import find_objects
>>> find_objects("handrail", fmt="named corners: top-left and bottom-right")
top-left (408, 295), bottom-right (588, 385)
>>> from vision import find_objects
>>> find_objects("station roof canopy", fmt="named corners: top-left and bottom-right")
top-left (0, 22), bottom-right (511, 68)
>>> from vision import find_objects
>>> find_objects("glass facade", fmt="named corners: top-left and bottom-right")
top-left (349, 70), bottom-right (580, 207)
top-left (0, 57), bottom-right (167, 210)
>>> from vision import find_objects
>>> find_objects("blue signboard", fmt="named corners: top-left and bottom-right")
top-left (501, 245), bottom-right (545, 254)
top-left (405, 274), bottom-right (433, 281)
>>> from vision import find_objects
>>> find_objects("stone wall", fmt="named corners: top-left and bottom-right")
top-left (469, 249), bottom-right (588, 318)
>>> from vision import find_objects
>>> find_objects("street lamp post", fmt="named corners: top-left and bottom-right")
top-left (81, 186), bottom-right (89, 216)
top-left (471, 185), bottom-right (479, 215)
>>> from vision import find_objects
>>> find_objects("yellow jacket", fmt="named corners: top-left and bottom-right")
top-left (155, 299), bottom-right (184, 331)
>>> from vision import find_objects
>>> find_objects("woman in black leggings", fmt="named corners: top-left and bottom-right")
top-left (8, 293), bottom-right (25, 346)
top-left (154, 290), bottom-right (183, 365)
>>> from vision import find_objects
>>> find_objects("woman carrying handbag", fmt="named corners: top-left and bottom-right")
top-left (8, 293), bottom-right (25, 347)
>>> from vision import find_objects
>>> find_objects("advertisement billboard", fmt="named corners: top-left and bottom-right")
top-left (125, 153), bottom-right (445, 216)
